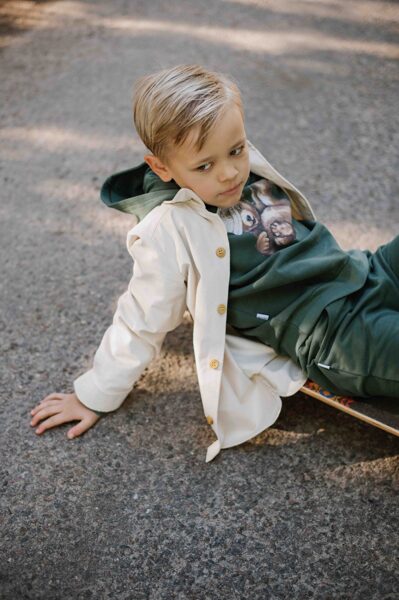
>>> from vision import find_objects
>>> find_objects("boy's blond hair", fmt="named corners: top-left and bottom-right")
top-left (132, 64), bottom-right (243, 165)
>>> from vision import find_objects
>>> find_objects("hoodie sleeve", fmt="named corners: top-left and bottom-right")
top-left (73, 230), bottom-right (187, 413)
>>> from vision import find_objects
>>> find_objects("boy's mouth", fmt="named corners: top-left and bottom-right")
top-left (220, 181), bottom-right (242, 196)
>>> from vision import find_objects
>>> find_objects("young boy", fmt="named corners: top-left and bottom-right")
top-left (30, 64), bottom-right (399, 462)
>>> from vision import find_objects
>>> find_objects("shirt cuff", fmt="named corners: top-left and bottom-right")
top-left (73, 369), bottom-right (128, 413)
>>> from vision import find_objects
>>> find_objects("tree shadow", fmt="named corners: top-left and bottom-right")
top-left (0, 0), bottom-right (58, 50)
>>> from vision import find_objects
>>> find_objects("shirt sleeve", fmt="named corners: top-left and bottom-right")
top-left (73, 231), bottom-right (187, 413)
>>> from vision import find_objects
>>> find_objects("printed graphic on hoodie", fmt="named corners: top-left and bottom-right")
top-left (218, 178), bottom-right (296, 255)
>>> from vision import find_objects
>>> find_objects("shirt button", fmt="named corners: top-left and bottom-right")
top-left (216, 247), bottom-right (226, 258)
top-left (206, 415), bottom-right (214, 425)
top-left (217, 304), bottom-right (226, 315)
top-left (209, 359), bottom-right (219, 369)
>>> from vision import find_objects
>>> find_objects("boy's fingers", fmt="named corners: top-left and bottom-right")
top-left (67, 418), bottom-right (94, 440)
top-left (31, 399), bottom-right (61, 415)
top-left (30, 395), bottom-right (62, 414)
top-left (31, 405), bottom-right (62, 426)
top-left (41, 392), bottom-right (65, 403)
top-left (34, 413), bottom-right (68, 434)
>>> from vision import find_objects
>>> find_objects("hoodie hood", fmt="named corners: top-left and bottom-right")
top-left (100, 162), bottom-right (264, 222)
top-left (100, 139), bottom-right (316, 224)
top-left (100, 162), bottom-right (181, 222)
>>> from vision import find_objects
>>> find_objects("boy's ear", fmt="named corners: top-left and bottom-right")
top-left (144, 154), bottom-right (173, 182)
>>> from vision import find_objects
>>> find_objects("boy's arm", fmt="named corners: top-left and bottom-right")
top-left (74, 232), bottom-right (187, 414)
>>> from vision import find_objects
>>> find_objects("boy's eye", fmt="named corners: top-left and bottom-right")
top-left (231, 144), bottom-right (245, 156)
top-left (196, 145), bottom-right (245, 173)
top-left (197, 162), bottom-right (212, 172)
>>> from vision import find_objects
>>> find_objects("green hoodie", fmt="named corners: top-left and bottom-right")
top-left (100, 162), bottom-right (181, 221)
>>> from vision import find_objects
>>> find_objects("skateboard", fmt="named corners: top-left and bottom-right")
top-left (300, 380), bottom-right (399, 437)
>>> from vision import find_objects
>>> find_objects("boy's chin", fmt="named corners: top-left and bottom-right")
top-left (220, 197), bottom-right (242, 208)
top-left (205, 188), bottom-right (243, 209)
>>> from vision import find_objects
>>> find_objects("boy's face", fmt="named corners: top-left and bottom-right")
top-left (144, 103), bottom-right (251, 208)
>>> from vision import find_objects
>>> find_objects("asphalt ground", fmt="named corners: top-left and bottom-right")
top-left (1, 1), bottom-right (398, 598)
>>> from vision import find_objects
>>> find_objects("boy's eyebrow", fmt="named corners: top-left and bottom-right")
top-left (191, 138), bottom-right (246, 166)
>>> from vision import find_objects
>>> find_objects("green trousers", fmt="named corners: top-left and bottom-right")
top-left (302, 235), bottom-right (399, 398)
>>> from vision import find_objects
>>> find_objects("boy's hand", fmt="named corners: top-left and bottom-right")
top-left (30, 392), bottom-right (101, 439)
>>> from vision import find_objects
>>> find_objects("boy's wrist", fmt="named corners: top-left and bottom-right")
top-left (92, 409), bottom-right (107, 418)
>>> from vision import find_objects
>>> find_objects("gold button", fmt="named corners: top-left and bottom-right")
top-left (206, 415), bottom-right (214, 425)
top-left (217, 304), bottom-right (226, 315)
top-left (209, 359), bottom-right (219, 369)
top-left (216, 247), bottom-right (226, 258)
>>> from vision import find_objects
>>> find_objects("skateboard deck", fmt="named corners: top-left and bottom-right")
top-left (300, 380), bottom-right (399, 437)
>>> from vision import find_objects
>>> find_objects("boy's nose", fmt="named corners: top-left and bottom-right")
top-left (218, 163), bottom-right (239, 182)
